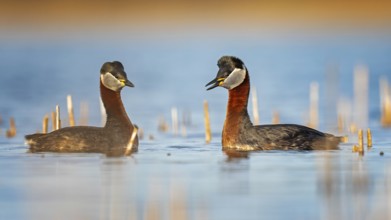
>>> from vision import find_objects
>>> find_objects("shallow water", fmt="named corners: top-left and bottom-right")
top-left (0, 36), bottom-right (391, 220)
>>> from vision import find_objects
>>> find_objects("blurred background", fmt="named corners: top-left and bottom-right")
top-left (0, 0), bottom-right (390, 135)
top-left (1, 1), bottom-right (391, 220)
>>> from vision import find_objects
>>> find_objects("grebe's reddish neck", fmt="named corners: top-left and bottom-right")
top-left (100, 80), bottom-right (132, 128)
top-left (226, 72), bottom-right (250, 115)
top-left (223, 73), bottom-right (252, 146)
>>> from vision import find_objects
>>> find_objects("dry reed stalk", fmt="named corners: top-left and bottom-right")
top-left (182, 110), bottom-right (192, 127)
top-left (6, 117), bottom-right (16, 138)
top-left (341, 136), bottom-right (349, 143)
top-left (324, 64), bottom-right (339, 132)
top-left (171, 107), bottom-right (179, 135)
top-left (169, 184), bottom-right (187, 220)
top-left (367, 128), bottom-right (372, 149)
top-left (181, 123), bottom-right (187, 137)
top-left (353, 65), bottom-right (369, 129)
top-left (358, 129), bottom-right (364, 156)
top-left (309, 82), bottom-right (319, 129)
top-left (42, 115), bottom-right (49, 133)
top-left (350, 123), bottom-right (357, 134)
top-left (138, 127), bottom-right (144, 140)
top-left (51, 111), bottom-right (56, 131)
top-left (337, 97), bottom-right (352, 133)
top-left (337, 114), bottom-right (344, 133)
top-left (272, 110), bottom-right (280, 124)
top-left (251, 87), bottom-right (260, 125)
top-left (125, 126), bottom-right (138, 156)
top-left (158, 116), bottom-right (169, 132)
top-left (67, 95), bottom-right (75, 126)
top-left (380, 77), bottom-right (391, 127)
top-left (55, 105), bottom-right (61, 130)
top-left (203, 100), bottom-right (211, 144)
top-left (99, 99), bottom-right (106, 126)
top-left (180, 109), bottom-right (187, 137)
top-left (79, 101), bottom-right (89, 126)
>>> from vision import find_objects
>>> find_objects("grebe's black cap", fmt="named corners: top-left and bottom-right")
top-left (100, 61), bottom-right (134, 88)
top-left (206, 56), bottom-right (246, 90)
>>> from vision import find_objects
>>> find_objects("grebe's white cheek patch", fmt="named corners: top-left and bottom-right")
top-left (101, 72), bottom-right (123, 91)
top-left (222, 68), bottom-right (246, 89)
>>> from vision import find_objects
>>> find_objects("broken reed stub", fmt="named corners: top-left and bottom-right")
top-left (181, 123), bottom-right (187, 137)
top-left (67, 95), bottom-right (75, 126)
top-left (42, 115), bottom-right (49, 134)
top-left (171, 107), bottom-right (179, 135)
top-left (337, 114), bottom-right (344, 133)
top-left (99, 98), bottom-right (106, 127)
top-left (308, 82), bottom-right (319, 129)
top-left (358, 129), bottom-right (364, 156)
top-left (55, 105), bottom-right (61, 130)
top-left (353, 65), bottom-right (369, 129)
top-left (350, 123), bottom-right (357, 133)
top-left (138, 127), bottom-right (144, 140)
top-left (380, 77), bottom-right (391, 127)
top-left (6, 117), bottom-right (16, 138)
top-left (51, 111), bottom-right (56, 131)
top-left (340, 136), bottom-right (348, 143)
top-left (367, 128), bottom-right (372, 149)
top-left (251, 87), bottom-right (260, 125)
top-left (158, 116), bottom-right (169, 133)
top-left (125, 126), bottom-right (138, 156)
top-left (79, 101), bottom-right (89, 126)
top-left (203, 100), bottom-right (211, 144)
top-left (272, 111), bottom-right (280, 124)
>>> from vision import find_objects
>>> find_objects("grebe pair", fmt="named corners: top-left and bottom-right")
top-left (25, 57), bottom-right (340, 155)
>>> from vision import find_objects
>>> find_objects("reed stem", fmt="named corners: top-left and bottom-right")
top-left (42, 115), bottom-right (49, 133)
top-left (272, 111), bottom-right (280, 124)
top-left (79, 101), bottom-right (89, 126)
top-left (251, 87), bottom-right (260, 125)
top-left (309, 82), bottom-right (319, 128)
top-left (55, 105), bottom-right (61, 130)
top-left (67, 95), bottom-right (75, 126)
top-left (51, 111), bottom-right (56, 131)
top-left (367, 128), bottom-right (372, 149)
top-left (158, 115), bottom-right (169, 132)
top-left (380, 77), bottom-right (391, 127)
top-left (358, 129), bottom-right (364, 156)
top-left (353, 66), bottom-right (369, 129)
top-left (125, 126), bottom-right (138, 156)
top-left (203, 100), bottom-right (211, 144)
top-left (171, 107), bottom-right (179, 135)
top-left (6, 117), bottom-right (16, 138)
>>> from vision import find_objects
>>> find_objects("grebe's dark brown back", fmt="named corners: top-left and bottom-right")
top-left (206, 56), bottom-right (341, 151)
top-left (25, 61), bottom-right (138, 156)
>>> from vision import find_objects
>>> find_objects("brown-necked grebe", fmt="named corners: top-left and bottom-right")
top-left (206, 56), bottom-right (341, 151)
top-left (25, 61), bottom-right (138, 155)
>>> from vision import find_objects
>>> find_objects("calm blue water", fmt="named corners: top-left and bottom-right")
top-left (0, 34), bottom-right (391, 220)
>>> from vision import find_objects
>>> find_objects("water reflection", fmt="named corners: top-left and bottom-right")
top-left (317, 152), bottom-right (390, 220)
top-left (223, 149), bottom-right (249, 162)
